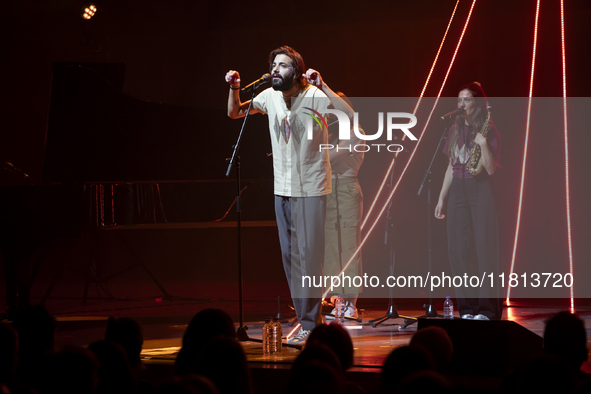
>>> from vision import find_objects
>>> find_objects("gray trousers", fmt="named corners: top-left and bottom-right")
top-left (275, 195), bottom-right (326, 330)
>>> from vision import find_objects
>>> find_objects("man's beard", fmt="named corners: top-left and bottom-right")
top-left (272, 73), bottom-right (295, 91)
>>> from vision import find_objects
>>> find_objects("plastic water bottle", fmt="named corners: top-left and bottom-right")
top-left (335, 294), bottom-right (345, 322)
top-left (262, 318), bottom-right (272, 354)
top-left (271, 318), bottom-right (282, 353)
top-left (443, 296), bottom-right (454, 319)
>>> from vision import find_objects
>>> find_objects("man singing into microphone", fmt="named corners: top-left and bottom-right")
top-left (226, 46), bottom-right (353, 343)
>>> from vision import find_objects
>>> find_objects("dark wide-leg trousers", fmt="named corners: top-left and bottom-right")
top-left (447, 177), bottom-right (503, 320)
top-left (275, 195), bottom-right (325, 330)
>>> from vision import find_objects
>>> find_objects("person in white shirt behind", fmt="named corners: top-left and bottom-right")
top-left (323, 92), bottom-right (364, 320)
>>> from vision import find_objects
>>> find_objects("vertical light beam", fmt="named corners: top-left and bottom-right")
top-left (361, 0), bottom-right (460, 230)
top-left (323, 0), bottom-right (477, 300)
top-left (560, 0), bottom-right (575, 313)
top-left (506, 0), bottom-right (540, 306)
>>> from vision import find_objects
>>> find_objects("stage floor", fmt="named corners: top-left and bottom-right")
top-left (3, 224), bottom-right (587, 376)
top-left (29, 297), bottom-right (591, 374)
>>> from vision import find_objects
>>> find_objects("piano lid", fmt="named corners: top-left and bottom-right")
top-left (43, 62), bottom-right (272, 183)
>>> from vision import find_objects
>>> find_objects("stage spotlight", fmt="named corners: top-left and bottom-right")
top-left (81, 4), bottom-right (97, 20)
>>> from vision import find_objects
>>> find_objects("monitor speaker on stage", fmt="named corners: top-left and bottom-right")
top-left (417, 319), bottom-right (543, 377)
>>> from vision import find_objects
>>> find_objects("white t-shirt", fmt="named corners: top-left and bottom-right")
top-left (330, 127), bottom-right (365, 178)
top-left (252, 85), bottom-right (331, 197)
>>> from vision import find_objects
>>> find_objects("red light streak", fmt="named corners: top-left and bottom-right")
top-left (322, 0), bottom-right (477, 300)
top-left (286, 323), bottom-right (301, 339)
top-left (560, 0), bottom-right (574, 313)
top-left (361, 0), bottom-right (460, 230)
top-left (506, 0), bottom-right (539, 305)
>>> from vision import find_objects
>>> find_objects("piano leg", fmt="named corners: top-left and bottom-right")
top-left (4, 247), bottom-right (32, 317)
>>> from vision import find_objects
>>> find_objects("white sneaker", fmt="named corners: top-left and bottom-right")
top-left (474, 314), bottom-right (490, 321)
top-left (287, 328), bottom-right (311, 344)
top-left (461, 314), bottom-right (474, 319)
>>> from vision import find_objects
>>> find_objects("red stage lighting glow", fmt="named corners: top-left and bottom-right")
top-left (506, 0), bottom-right (540, 306)
top-left (413, 0), bottom-right (461, 111)
top-left (323, 0), bottom-right (477, 300)
top-left (506, 305), bottom-right (514, 320)
top-left (361, 0), bottom-right (460, 231)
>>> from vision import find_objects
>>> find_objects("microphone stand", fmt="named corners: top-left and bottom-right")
top-left (409, 118), bottom-right (454, 324)
top-left (226, 81), bottom-right (300, 349)
top-left (369, 153), bottom-right (418, 329)
top-left (226, 86), bottom-right (257, 342)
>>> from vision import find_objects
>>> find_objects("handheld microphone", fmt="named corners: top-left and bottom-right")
top-left (440, 107), bottom-right (465, 121)
top-left (241, 73), bottom-right (271, 93)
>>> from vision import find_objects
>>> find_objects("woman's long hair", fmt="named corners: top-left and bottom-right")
top-left (448, 82), bottom-right (489, 165)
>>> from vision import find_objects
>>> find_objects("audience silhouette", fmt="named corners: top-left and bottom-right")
top-left (88, 339), bottom-right (136, 394)
top-left (543, 311), bottom-right (588, 378)
top-left (175, 309), bottom-right (235, 376)
top-left (2, 307), bottom-right (588, 394)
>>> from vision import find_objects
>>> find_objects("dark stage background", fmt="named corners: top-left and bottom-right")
top-left (1, 0), bottom-right (590, 305)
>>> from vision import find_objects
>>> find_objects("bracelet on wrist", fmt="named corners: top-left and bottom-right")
top-left (231, 86), bottom-right (240, 90)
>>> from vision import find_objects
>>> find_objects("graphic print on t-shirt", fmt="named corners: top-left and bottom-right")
top-left (273, 114), bottom-right (306, 145)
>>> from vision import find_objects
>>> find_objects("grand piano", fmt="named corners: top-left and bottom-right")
top-left (0, 62), bottom-right (276, 311)
top-left (41, 62), bottom-right (275, 226)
